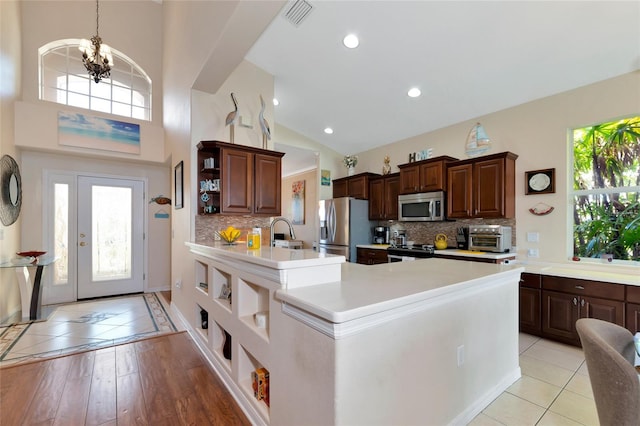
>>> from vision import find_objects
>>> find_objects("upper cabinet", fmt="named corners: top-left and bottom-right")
top-left (332, 173), bottom-right (379, 199)
top-left (447, 152), bottom-right (518, 219)
top-left (368, 173), bottom-right (400, 220)
top-left (197, 141), bottom-right (284, 216)
top-left (398, 156), bottom-right (458, 194)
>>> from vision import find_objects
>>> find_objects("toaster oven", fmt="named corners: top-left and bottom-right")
top-left (468, 225), bottom-right (512, 253)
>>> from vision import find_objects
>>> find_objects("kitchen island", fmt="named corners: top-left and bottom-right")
top-left (183, 242), bottom-right (523, 426)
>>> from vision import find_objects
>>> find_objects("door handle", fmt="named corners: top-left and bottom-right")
top-left (572, 297), bottom-right (578, 306)
top-left (79, 242), bottom-right (87, 246)
top-left (80, 233), bottom-right (86, 238)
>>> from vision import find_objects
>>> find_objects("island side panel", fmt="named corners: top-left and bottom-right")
top-left (275, 270), bottom-right (521, 425)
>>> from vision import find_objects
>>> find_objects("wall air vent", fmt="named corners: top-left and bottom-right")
top-left (283, 0), bottom-right (314, 27)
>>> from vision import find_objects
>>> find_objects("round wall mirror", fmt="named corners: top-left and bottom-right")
top-left (1, 154), bottom-right (22, 226)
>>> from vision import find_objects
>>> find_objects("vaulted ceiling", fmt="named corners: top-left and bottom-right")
top-left (246, 1), bottom-right (640, 156)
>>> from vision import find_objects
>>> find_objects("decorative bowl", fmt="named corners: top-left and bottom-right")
top-left (17, 251), bottom-right (46, 258)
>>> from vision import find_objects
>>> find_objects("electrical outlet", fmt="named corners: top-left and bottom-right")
top-left (457, 345), bottom-right (465, 367)
top-left (175, 280), bottom-right (182, 289)
top-left (527, 248), bottom-right (540, 258)
top-left (527, 232), bottom-right (539, 243)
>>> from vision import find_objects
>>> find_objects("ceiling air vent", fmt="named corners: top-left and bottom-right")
top-left (283, 0), bottom-right (314, 27)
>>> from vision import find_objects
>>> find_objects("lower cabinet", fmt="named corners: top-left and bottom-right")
top-left (626, 286), bottom-right (640, 334)
top-left (540, 275), bottom-right (625, 346)
top-left (356, 248), bottom-right (388, 265)
top-left (519, 273), bottom-right (541, 336)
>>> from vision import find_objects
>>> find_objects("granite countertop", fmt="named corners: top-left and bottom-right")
top-left (356, 244), bottom-right (390, 250)
top-left (523, 262), bottom-right (640, 286)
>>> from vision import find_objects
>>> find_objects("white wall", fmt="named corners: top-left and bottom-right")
top-left (0, 0), bottom-right (23, 321)
top-left (356, 71), bottom-right (640, 264)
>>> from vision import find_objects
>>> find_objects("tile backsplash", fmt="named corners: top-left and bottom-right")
top-left (195, 215), bottom-right (271, 245)
top-left (382, 218), bottom-right (516, 248)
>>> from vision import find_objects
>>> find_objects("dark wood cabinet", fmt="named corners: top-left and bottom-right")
top-left (541, 275), bottom-right (625, 345)
top-left (369, 173), bottom-right (399, 220)
top-left (197, 141), bottom-right (283, 216)
top-left (519, 273), bottom-right (542, 335)
top-left (356, 248), bottom-right (388, 265)
top-left (398, 156), bottom-right (457, 194)
top-left (447, 152), bottom-right (517, 219)
top-left (626, 285), bottom-right (640, 334)
top-left (332, 173), bottom-right (379, 199)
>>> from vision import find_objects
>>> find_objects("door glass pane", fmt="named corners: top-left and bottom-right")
top-left (92, 185), bottom-right (132, 281)
top-left (53, 183), bottom-right (68, 286)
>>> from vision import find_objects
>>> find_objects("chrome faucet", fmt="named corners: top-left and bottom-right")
top-left (270, 217), bottom-right (296, 247)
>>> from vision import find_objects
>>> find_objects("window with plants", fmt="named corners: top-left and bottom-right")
top-left (572, 116), bottom-right (640, 262)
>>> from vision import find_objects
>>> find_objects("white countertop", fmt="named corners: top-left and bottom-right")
top-left (523, 261), bottom-right (640, 286)
top-left (435, 249), bottom-right (516, 260)
top-left (186, 242), bottom-right (344, 269)
top-left (356, 244), bottom-right (390, 250)
top-left (276, 258), bottom-right (523, 323)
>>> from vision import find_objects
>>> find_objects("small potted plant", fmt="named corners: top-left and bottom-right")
top-left (343, 155), bottom-right (358, 176)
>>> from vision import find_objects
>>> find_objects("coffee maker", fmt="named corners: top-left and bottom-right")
top-left (373, 226), bottom-right (389, 244)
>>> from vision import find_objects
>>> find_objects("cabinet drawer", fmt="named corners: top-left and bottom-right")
top-left (542, 275), bottom-right (624, 301)
top-left (627, 285), bottom-right (640, 304)
top-left (520, 272), bottom-right (541, 289)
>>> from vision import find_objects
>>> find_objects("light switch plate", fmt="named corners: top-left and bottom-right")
top-left (527, 248), bottom-right (540, 258)
top-left (527, 232), bottom-right (539, 242)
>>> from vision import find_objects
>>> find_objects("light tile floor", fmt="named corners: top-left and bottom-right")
top-left (0, 293), bottom-right (179, 365)
top-left (470, 333), bottom-right (599, 426)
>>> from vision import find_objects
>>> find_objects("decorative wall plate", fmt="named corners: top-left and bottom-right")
top-left (0, 155), bottom-right (22, 226)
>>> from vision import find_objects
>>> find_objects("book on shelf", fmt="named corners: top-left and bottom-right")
top-left (251, 367), bottom-right (270, 406)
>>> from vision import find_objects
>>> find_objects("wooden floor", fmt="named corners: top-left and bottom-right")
top-left (0, 332), bottom-right (250, 425)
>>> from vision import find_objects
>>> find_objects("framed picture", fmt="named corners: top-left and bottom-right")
top-left (525, 168), bottom-right (555, 195)
top-left (175, 161), bottom-right (184, 209)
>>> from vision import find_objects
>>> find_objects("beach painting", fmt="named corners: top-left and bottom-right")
top-left (58, 112), bottom-right (141, 154)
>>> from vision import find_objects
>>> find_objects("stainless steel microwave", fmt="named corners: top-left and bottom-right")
top-left (398, 191), bottom-right (445, 222)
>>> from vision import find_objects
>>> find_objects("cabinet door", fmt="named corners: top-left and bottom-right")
top-left (519, 287), bottom-right (541, 335)
top-left (368, 178), bottom-right (385, 220)
top-left (447, 164), bottom-right (473, 218)
top-left (474, 158), bottom-right (504, 217)
top-left (420, 161), bottom-right (444, 192)
top-left (348, 175), bottom-right (369, 199)
top-left (542, 290), bottom-right (580, 343)
top-left (333, 179), bottom-right (348, 198)
top-left (254, 153), bottom-right (281, 215)
top-left (221, 148), bottom-right (253, 214)
top-left (581, 296), bottom-right (624, 326)
top-left (626, 303), bottom-right (640, 334)
top-left (383, 174), bottom-right (400, 220)
top-left (399, 165), bottom-right (419, 194)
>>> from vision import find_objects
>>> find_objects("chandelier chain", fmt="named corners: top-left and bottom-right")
top-left (95, 0), bottom-right (99, 36)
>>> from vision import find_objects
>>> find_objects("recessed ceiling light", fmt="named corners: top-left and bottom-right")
top-left (273, 98), bottom-right (279, 106)
top-left (343, 34), bottom-right (359, 49)
top-left (408, 88), bottom-right (421, 98)
top-left (324, 127), bottom-right (334, 134)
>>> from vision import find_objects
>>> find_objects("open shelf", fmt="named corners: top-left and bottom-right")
top-left (211, 320), bottom-right (232, 372)
top-left (195, 260), bottom-right (209, 295)
top-left (238, 345), bottom-right (270, 422)
top-left (213, 267), bottom-right (232, 313)
top-left (195, 304), bottom-right (209, 343)
top-left (237, 278), bottom-right (269, 339)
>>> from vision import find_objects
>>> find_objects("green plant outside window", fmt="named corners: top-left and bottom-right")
top-left (572, 117), bottom-right (640, 261)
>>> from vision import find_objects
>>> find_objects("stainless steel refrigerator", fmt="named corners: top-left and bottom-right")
top-left (318, 197), bottom-right (373, 262)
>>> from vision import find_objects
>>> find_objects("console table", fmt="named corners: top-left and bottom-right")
top-left (0, 255), bottom-right (57, 324)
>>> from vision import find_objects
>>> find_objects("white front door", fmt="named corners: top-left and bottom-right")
top-left (77, 176), bottom-right (144, 299)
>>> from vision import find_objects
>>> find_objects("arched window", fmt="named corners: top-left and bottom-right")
top-left (39, 39), bottom-right (152, 121)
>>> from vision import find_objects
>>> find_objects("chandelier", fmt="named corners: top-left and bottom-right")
top-left (79, 0), bottom-right (113, 83)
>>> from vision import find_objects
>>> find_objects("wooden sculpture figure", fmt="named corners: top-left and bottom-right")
top-left (225, 92), bottom-right (238, 143)
top-left (258, 95), bottom-right (271, 149)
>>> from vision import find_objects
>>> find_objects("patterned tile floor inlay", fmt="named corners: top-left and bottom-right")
top-left (0, 293), bottom-right (177, 366)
